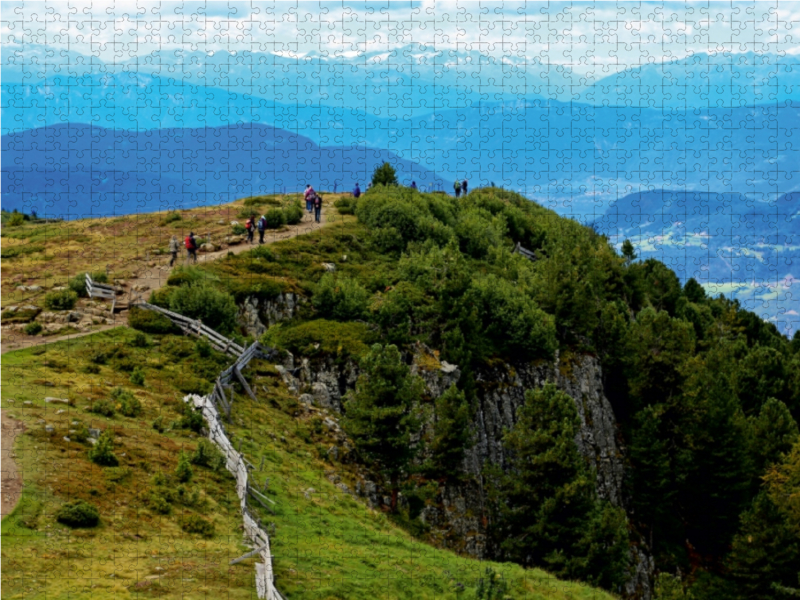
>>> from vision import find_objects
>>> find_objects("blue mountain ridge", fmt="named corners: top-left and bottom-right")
top-left (1, 123), bottom-right (446, 217)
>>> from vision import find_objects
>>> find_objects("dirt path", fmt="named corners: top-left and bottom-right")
top-left (1, 411), bottom-right (25, 518)
top-left (1, 211), bottom-right (333, 354)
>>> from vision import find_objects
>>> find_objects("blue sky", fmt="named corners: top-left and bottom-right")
top-left (4, 1), bottom-right (800, 79)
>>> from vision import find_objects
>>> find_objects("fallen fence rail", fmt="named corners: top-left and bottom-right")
top-left (513, 242), bottom-right (537, 261)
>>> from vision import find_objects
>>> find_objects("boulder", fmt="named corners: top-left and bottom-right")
top-left (322, 263), bottom-right (336, 272)
top-left (200, 243), bottom-right (216, 252)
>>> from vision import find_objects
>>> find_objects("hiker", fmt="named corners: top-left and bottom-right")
top-left (411, 181), bottom-right (417, 190)
top-left (168, 235), bottom-right (180, 267)
top-left (313, 192), bottom-right (323, 224)
top-left (462, 179), bottom-right (468, 195)
top-left (185, 232), bottom-right (197, 263)
top-left (258, 214), bottom-right (266, 244)
top-left (304, 184), bottom-right (316, 214)
top-left (353, 183), bottom-right (361, 198)
top-left (454, 179), bottom-right (462, 198)
top-left (245, 214), bottom-right (255, 244)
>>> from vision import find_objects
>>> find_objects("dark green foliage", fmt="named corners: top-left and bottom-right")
top-left (265, 208), bottom-right (285, 229)
top-left (195, 337), bottom-right (212, 357)
top-left (24, 321), bottom-right (42, 335)
top-left (129, 367), bottom-right (145, 386)
top-left (152, 415), bottom-right (167, 433)
top-left (191, 438), bottom-right (225, 470)
top-left (43, 289), bottom-right (78, 311)
top-left (67, 270), bottom-right (110, 297)
top-left (727, 491), bottom-right (800, 600)
top-left (1, 306), bottom-right (41, 324)
top-left (178, 514), bottom-right (215, 537)
top-left (750, 398), bottom-right (799, 474)
top-left (312, 273), bottom-right (369, 321)
top-left (425, 384), bottom-right (472, 479)
top-left (231, 223), bottom-right (247, 235)
top-left (371, 162), bottom-right (398, 186)
top-left (169, 282), bottom-right (238, 334)
top-left (263, 319), bottom-right (375, 361)
top-left (160, 211), bottom-right (182, 225)
top-left (55, 500), bottom-right (100, 528)
top-left (342, 344), bottom-right (424, 511)
top-left (486, 384), bottom-right (629, 590)
top-left (621, 239), bottom-right (637, 262)
top-left (90, 398), bottom-right (116, 417)
top-left (174, 405), bottom-right (205, 433)
top-left (284, 201), bottom-right (304, 225)
top-left (736, 346), bottom-right (787, 416)
top-left (88, 431), bottom-right (118, 466)
top-left (111, 387), bottom-right (143, 417)
top-left (684, 277), bottom-right (706, 303)
top-left (128, 306), bottom-right (178, 334)
top-left (334, 197), bottom-right (355, 215)
top-left (248, 245), bottom-right (275, 260)
top-left (175, 450), bottom-right (193, 482)
top-left (130, 331), bottom-right (149, 347)
top-left (473, 567), bottom-right (509, 600)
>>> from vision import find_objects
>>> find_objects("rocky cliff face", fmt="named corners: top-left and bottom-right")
top-left (273, 344), bottom-right (653, 599)
top-left (238, 292), bottom-right (302, 337)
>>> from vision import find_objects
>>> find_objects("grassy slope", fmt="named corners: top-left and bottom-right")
top-left (1, 200), bottom-right (616, 600)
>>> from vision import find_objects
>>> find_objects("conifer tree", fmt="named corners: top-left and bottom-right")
top-left (342, 344), bottom-right (423, 511)
top-left (426, 383), bottom-right (472, 479)
top-left (371, 162), bottom-right (398, 187)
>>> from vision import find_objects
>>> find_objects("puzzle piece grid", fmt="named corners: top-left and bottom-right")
top-left (2, 2), bottom-right (800, 597)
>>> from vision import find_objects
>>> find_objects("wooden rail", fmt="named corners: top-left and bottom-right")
top-left (513, 242), bottom-right (537, 261)
top-left (134, 301), bottom-right (284, 599)
top-left (86, 273), bottom-right (121, 312)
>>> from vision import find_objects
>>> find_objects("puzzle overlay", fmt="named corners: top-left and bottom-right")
top-left (3, 3), bottom-right (800, 600)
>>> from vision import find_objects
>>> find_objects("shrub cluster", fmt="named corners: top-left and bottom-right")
top-left (56, 500), bottom-right (100, 528)
top-left (44, 289), bottom-right (78, 311)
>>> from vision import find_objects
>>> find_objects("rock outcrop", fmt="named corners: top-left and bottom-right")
top-left (272, 344), bottom-right (653, 598)
top-left (238, 292), bottom-right (302, 337)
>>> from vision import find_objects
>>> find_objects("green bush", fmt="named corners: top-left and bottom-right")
top-left (174, 405), bottom-right (205, 433)
top-left (169, 282), bottom-right (238, 334)
top-left (334, 197), bottom-right (355, 215)
top-left (7, 212), bottom-right (25, 227)
top-left (178, 514), bottom-right (215, 537)
top-left (44, 289), bottom-right (78, 311)
top-left (90, 398), bottom-right (116, 417)
top-left (55, 500), bottom-right (100, 528)
top-left (249, 245), bottom-right (276, 260)
top-left (191, 438), bottom-right (225, 470)
top-left (147, 492), bottom-right (172, 514)
top-left (284, 202), bottom-right (304, 225)
top-left (263, 319), bottom-right (375, 360)
top-left (265, 208), bottom-right (285, 229)
top-left (160, 211), bottom-right (182, 225)
top-left (130, 332), bottom-right (149, 347)
top-left (127, 306), bottom-right (178, 334)
top-left (195, 337), bottom-right (212, 357)
top-left (313, 272), bottom-right (369, 321)
top-left (1, 307), bottom-right (41, 324)
top-left (175, 450), bottom-right (193, 483)
top-left (67, 272), bottom-right (109, 298)
top-left (88, 431), bottom-right (119, 466)
top-left (129, 367), bottom-right (145, 386)
top-left (111, 388), bottom-right (143, 417)
top-left (24, 321), bottom-right (43, 335)
top-left (231, 223), bottom-right (247, 235)
top-left (152, 416), bottom-right (167, 433)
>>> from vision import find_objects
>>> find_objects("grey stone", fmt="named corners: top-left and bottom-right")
top-left (45, 397), bottom-right (69, 404)
top-left (45, 425), bottom-right (54, 433)
top-left (321, 262), bottom-right (336, 272)
top-left (303, 487), bottom-right (316, 500)
top-left (327, 446), bottom-right (339, 461)
top-left (88, 428), bottom-right (101, 439)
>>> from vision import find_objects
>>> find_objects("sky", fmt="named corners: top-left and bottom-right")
top-left (3, 1), bottom-right (800, 79)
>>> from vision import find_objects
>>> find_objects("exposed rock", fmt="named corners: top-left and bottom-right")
top-left (298, 393), bottom-right (314, 406)
top-left (200, 243), bottom-right (216, 252)
top-left (44, 397), bottom-right (69, 404)
top-left (327, 446), bottom-right (340, 461)
top-left (224, 235), bottom-right (244, 245)
top-left (238, 293), bottom-right (302, 337)
top-left (322, 263), bottom-right (336, 272)
top-left (303, 487), bottom-right (316, 500)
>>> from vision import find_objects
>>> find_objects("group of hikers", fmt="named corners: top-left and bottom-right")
top-left (166, 178), bottom-right (473, 267)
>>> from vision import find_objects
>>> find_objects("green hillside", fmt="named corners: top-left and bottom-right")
top-left (3, 184), bottom-right (800, 600)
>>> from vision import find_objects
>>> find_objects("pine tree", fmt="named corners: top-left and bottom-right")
top-left (486, 383), bottom-right (629, 589)
top-left (426, 383), bottom-right (472, 479)
top-left (371, 162), bottom-right (398, 187)
top-left (621, 239), bottom-right (637, 263)
top-left (342, 344), bottom-right (423, 511)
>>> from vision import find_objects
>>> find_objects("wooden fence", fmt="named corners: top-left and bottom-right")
top-left (513, 241), bottom-right (537, 261)
top-left (86, 273), bottom-right (122, 312)
top-left (134, 302), bottom-right (245, 357)
top-left (133, 301), bottom-right (284, 600)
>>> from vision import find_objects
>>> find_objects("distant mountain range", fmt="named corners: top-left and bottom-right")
top-left (1, 123), bottom-right (446, 217)
top-left (592, 189), bottom-right (800, 333)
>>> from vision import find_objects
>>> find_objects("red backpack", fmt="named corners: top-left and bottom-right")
top-left (185, 236), bottom-right (195, 250)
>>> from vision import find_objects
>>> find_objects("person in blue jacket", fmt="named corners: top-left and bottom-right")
top-left (353, 183), bottom-right (361, 198)
top-left (411, 181), bottom-right (417, 190)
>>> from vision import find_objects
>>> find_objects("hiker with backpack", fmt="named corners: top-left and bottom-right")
top-left (454, 179), bottom-right (462, 198)
top-left (185, 232), bottom-right (197, 263)
top-left (304, 185), bottom-right (316, 215)
top-left (313, 192), bottom-right (323, 224)
top-left (462, 179), bottom-right (468, 195)
top-left (245, 215), bottom-right (255, 244)
top-left (353, 183), bottom-right (361, 198)
top-left (257, 214), bottom-right (266, 244)
top-left (411, 181), bottom-right (417, 190)
top-left (169, 235), bottom-right (180, 267)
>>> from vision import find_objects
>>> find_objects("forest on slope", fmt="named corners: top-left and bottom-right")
top-left (143, 181), bottom-right (800, 599)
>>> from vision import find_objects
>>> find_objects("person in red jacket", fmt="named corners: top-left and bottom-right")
top-left (185, 232), bottom-right (197, 263)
